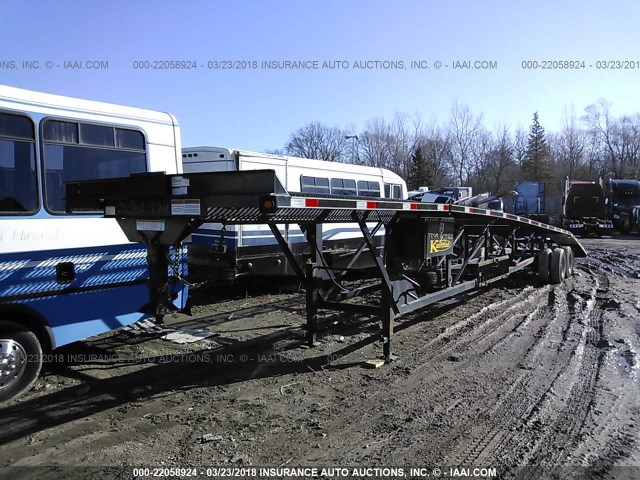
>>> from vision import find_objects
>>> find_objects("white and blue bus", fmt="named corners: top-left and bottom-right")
top-left (182, 146), bottom-right (407, 282)
top-left (0, 85), bottom-right (187, 402)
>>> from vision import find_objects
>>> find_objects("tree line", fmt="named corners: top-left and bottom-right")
top-left (266, 99), bottom-right (640, 196)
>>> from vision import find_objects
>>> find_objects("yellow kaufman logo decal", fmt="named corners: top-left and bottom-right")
top-left (429, 239), bottom-right (452, 253)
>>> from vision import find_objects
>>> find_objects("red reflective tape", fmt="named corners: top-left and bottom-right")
top-left (366, 201), bottom-right (377, 209)
top-left (305, 198), bottom-right (320, 208)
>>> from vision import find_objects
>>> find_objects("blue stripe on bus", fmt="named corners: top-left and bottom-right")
top-left (0, 243), bottom-right (187, 348)
top-left (0, 244), bottom-right (149, 297)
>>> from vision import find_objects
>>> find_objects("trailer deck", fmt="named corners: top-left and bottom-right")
top-left (66, 170), bottom-right (586, 360)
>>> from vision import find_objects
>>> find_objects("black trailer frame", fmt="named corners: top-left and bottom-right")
top-left (66, 170), bottom-right (587, 361)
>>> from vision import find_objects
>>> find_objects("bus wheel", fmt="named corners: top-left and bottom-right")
top-left (0, 320), bottom-right (43, 403)
top-left (550, 248), bottom-right (567, 284)
top-left (537, 248), bottom-right (552, 283)
top-left (562, 246), bottom-right (574, 277)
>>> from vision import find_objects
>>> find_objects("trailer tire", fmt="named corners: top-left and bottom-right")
top-left (562, 246), bottom-right (574, 277)
top-left (550, 248), bottom-right (567, 284)
top-left (537, 248), bottom-right (552, 283)
top-left (0, 320), bottom-right (43, 403)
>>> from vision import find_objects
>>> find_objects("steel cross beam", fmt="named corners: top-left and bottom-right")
top-left (452, 223), bottom-right (492, 287)
top-left (351, 211), bottom-right (399, 315)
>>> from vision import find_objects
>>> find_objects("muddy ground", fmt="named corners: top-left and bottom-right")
top-left (0, 237), bottom-right (639, 480)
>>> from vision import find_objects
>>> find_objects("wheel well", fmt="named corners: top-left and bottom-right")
top-left (0, 305), bottom-right (54, 352)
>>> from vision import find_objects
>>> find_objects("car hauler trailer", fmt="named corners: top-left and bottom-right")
top-left (66, 170), bottom-right (586, 361)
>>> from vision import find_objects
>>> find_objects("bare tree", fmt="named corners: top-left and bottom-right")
top-left (448, 101), bottom-right (483, 185)
top-left (617, 114), bottom-right (640, 178)
top-left (583, 100), bottom-right (625, 177)
top-left (468, 129), bottom-right (494, 192)
top-left (263, 148), bottom-right (285, 156)
top-left (277, 98), bottom-right (640, 193)
top-left (512, 126), bottom-right (528, 169)
top-left (582, 128), bottom-right (605, 178)
top-left (555, 105), bottom-right (585, 180)
top-left (417, 121), bottom-right (452, 187)
top-left (285, 122), bottom-right (347, 161)
top-left (485, 125), bottom-right (517, 193)
top-left (386, 112), bottom-right (417, 178)
top-left (358, 117), bottom-right (392, 168)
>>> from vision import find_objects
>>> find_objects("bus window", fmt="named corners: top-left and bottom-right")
top-left (331, 178), bottom-right (357, 196)
top-left (301, 175), bottom-right (330, 195)
top-left (357, 180), bottom-right (381, 198)
top-left (80, 123), bottom-right (115, 147)
top-left (42, 120), bottom-right (146, 213)
top-left (0, 112), bottom-right (37, 214)
top-left (384, 183), bottom-right (403, 199)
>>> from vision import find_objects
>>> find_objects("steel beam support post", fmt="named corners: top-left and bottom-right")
top-left (303, 223), bottom-right (324, 347)
top-left (141, 233), bottom-right (170, 325)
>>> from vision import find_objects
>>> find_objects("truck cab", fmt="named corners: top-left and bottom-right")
top-left (562, 178), bottom-right (613, 237)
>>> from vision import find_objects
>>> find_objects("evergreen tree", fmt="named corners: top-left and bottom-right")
top-left (409, 145), bottom-right (434, 190)
top-left (522, 112), bottom-right (554, 184)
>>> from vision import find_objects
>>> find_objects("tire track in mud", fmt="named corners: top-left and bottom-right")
top-left (398, 285), bottom-right (554, 366)
top-left (289, 284), bottom-right (565, 465)
top-left (579, 246), bottom-right (640, 279)
top-left (443, 274), bottom-right (608, 470)
top-left (442, 283), bottom-right (572, 467)
top-left (303, 281), bottom-right (587, 466)
top-left (502, 277), bottom-right (608, 477)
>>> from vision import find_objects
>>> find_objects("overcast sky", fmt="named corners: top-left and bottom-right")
top-left (1, 0), bottom-right (639, 151)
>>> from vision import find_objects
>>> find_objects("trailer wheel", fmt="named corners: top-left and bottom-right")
top-left (550, 248), bottom-right (567, 284)
top-left (562, 246), bottom-right (574, 277)
top-left (537, 248), bottom-right (552, 283)
top-left (0, 320), bottom-right (43, 403)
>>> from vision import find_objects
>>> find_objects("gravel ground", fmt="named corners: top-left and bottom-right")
top-left (0, 237), bottom-right (638, 480)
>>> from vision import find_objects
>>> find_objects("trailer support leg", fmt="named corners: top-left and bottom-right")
top-left (142, 236), bottom-right (170, 325)
top-left (303, 224), bottom-right (324, 347)
top-left (305, 261), bottom-right (319, 347)
top-left (381, 288), bottom-right (395, 362)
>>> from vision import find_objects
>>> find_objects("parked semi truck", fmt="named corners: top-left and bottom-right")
top-left (514, 181), bottom-right (545, 212)
top-left (513, 181), bottom-right (550, 224)
top-left (562, 177), bottom-right (613, 237)
top-left (605, 178), bottom-right (640, 233)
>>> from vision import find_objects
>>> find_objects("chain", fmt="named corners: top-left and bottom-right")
top-left (168, 245), bottom-right (209, 289)
top-left (217, 225), bottom-right (227, 254)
